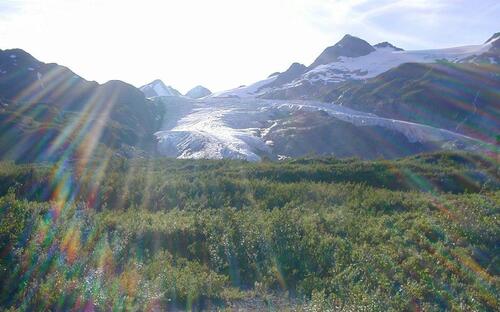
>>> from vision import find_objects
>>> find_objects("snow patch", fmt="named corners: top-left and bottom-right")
top-left (211, 75), bottom-right (278, 98)
top-left (140, 80), bottom-right (180, 98)
top-left (297, 44), bottom-right (490, 86)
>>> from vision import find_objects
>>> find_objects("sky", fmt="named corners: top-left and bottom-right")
top-left (0, 0), bottom-right (498, 93)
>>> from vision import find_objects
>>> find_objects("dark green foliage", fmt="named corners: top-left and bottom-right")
top-left (0, 152), bottom-right (498, 310)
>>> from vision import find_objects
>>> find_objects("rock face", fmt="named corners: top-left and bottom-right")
top-left (140, 80), bottom-right (182, 98)
top-left (309, 34), bottom-right (376, 69)
top-left (185, 85), bottom-right (212, 99)
top-left (259, 63), bottom-right (308, 90)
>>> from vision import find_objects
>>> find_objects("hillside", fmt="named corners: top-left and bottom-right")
top-left (0, 49), bottom-right (164, 162)
top-left (0, 152), bottom-right (498, 310)
top-left (323, 62), bottom-right (500, 143)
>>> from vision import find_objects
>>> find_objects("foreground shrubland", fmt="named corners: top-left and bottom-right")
top-left (0, 152), bottom-right (498, 311)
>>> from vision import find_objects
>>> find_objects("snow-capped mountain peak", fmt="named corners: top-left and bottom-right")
top-left (309, 34), bottom-right (375, 69)
top-left (140, 79), bottom-right (181, 98)
top-left (258, 63), bottom-right (308, 90)
top-left (263, 35), bottom-right (496, 98)
top-left (212, 33), bottom-right (498, 101)
top-left (185, 85), bottom-right (212, 99)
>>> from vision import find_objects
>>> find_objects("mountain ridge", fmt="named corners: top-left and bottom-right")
top-left (0, 48), bottom-right (164, 162)
top-left (140, 79), bottom-right (182, 98)
top-left (309, 34), bottom-right (376, 69)
top-left (1, 32), bottom-right (498, 162)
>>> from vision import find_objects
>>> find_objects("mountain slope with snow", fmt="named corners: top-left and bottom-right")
top-left (264, 39), bottom-right (495, 97)
top-left (185, 85), bottom-right (212, 99)
top-left (309, 34), bottom-right (376, 68)
top-left (154, 34), bottom-right (498, 161)
top-left (211, 75), bottom-right (278, 98)
top-left (140, 79), bottom-right (181, 98)
top-left (212, 34), bottom-right (498, 100)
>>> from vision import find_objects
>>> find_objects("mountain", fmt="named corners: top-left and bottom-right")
top-left (165, 33), bottom-right (498, 161)
top-left (211, 75), bottom-right (278, 98)
top-left (0, 49), bottom-right (164, 162)
top-left (185, 85), bottom-right (212, 99)
top-left (211, 63), bottom-right (307, 98)
top-left (258, 63), bottom-right (308, 90)
top-left (323, 62), bottom-right (500, 143)
top-left (309, 34), bottom-right (376, 69)
top-left (207, 33), bottom-right (497, 144)
top-left (261, 36), bottom-right (495, 100)
top-left (459, 32), bottom-right (500, 64)
top-left (213, 34), bottom-right (496, 101)
top-left (140, 79), bottom-right (182, 98)
top-left (260, 110), bottom-right (439, 159)
top-left (1, 33), bottom-right (498, 163)
top-left (0, 48), bottom-right (98, 110)
top-left (485, 32), bottom-right (500, 45)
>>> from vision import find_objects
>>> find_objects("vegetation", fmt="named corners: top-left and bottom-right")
top-left (323, 62), bottom-right (500, 143)
top-left (0, 152), bottom-right (498, 310)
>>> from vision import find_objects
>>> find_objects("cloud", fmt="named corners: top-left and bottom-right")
top-left (299, 0), bottom-right (499, 49)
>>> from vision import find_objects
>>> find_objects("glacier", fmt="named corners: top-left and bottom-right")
top-left (152, 37), bottom-right (496, 161)
top-left (154, 98), bottom-right (484, 161)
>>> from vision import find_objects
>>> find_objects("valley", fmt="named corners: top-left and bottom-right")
top-left (155, 97), bottom-right (489, 161)
top-left (0, 12), bottom-right (498, 310)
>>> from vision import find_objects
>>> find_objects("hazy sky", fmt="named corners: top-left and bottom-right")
top-left (1, 0), bottom-right (498, 93)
